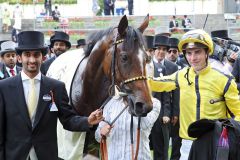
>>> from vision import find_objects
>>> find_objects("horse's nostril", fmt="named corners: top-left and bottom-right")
top-left (135, 102), bottom-right (146, 116)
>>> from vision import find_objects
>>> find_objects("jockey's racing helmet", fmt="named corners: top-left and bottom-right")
top-left (178, 29), bottom-right (214, 55)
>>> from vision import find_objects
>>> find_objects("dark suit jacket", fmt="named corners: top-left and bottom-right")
top-left (232, 58), bottom-right (240, 91)
top-left (0, 64), bottom-right (22, 80)
top-left (153, 59), bottom-right (178, 118)
top-left (0, 74), bottom-right (91, 160)
top-left (40, 57), bottom-right (56, 75)
top-left (169, 20), bottom-right (179, 28)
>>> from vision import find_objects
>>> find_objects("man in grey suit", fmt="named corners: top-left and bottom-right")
top-left (0, 40), bottom-right (21, 80)
top-left (0, 31), bottom-right (103, 160)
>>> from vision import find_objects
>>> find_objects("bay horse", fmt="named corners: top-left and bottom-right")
top-left (70, 15), bottom-right (153, 117)
top-left (47, 15), bottom-right (153, 159)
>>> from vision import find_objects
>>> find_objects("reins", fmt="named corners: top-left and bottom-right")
top-left (100, 32), bottom-right (145, 160)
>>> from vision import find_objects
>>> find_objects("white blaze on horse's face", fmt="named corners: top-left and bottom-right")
top-left (138, 48), bottom-right (145, 74)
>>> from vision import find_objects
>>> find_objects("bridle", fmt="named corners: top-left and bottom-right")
top-left (100, 31), bottom-right (147, 160)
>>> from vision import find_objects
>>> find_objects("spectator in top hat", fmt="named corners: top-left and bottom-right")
top-left (151, 34), bottom-right (178, 160)
top-left (0, 40), bottom-right (8, 64)
top-left (41, 31), bottom-right (71, 75)
top-left (169, 16), bottom-right (179, 33)
top-left (0, 30), bottom-right (103, 160)
top-left (144, 35), bottom-right (155, 78)
top-left (76, 39), bottom-right (86, 49)
top-left (167, 37), bottom-right (188, 69)
top-left (52, 6), bottom-right (60, 22)
top-left (0, 41), bottom-right (21, 80)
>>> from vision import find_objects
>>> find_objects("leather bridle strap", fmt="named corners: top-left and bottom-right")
top-left (130, 115), bottom-right (141, 160)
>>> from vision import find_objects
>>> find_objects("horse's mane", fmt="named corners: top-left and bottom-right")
top-left (83, 26), bottom-right (146, 57)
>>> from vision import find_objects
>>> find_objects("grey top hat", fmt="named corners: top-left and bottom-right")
top-left (153, 34), bottom-right (169, 49)
top-left (15, 31), bottom-right (48, 56)
top-left (50, 31), bottom-right (71, 48)
top-left (0, 41), bottom-right (17, 56)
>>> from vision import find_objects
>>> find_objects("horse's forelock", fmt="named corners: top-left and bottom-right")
top-left (122, 26), bottom-right (145, 53)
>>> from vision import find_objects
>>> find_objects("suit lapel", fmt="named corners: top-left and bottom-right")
top-left (12, 75), bottom-right (32, 128)
top-left (33, 75), bottom-right (51, 129)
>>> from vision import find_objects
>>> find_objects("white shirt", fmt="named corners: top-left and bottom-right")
top-left (95, 96), bottom-right (161, 160)
top-left (21, 71), bottom-right (41, 160)
top-left (6, 66), bottom-right (17, 77)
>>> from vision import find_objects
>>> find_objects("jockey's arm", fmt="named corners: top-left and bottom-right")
top-left (148, 72), bottom-right (178, 92)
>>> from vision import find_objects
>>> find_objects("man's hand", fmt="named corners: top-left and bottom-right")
top-left (100, 124), bottom-right (113, 137)
top-left (88, 109), bottom-right (104, 126)
top-left (171, 116), bottom-right (178, 126)
top-left (162, 116), bottom-right (170, 124)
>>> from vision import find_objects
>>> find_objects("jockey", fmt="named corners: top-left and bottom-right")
top-left (148, 29), bottom-right (240, 159)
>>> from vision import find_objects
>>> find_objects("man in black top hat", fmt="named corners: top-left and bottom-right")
top-left (0, 41), bottom-right (21, 80)
top-left (0, 31), bottom-right (103, 160)
top-left (76, 39), bottom-right (86, 49)
top-left (41, 31), bottom-right (71, 75)
top-left (166, 37), bottom-right (187, 70)
top-left (150, 34), bottom-right (178, 160)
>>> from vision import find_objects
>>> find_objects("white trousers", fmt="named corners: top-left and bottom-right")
top-left (180, 139), bottom-right (193, 160)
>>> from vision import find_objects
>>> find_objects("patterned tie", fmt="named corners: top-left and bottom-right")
top-left (10, 69), bottom-right (15, 76)
top-left (28, 79), bottom-right (37, 118)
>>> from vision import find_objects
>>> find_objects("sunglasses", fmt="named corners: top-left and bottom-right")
top-left (168, 49), bottom-right (178, 54)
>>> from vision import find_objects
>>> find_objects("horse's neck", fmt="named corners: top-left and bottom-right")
top-left (74, 53), bottom-right (111, 115)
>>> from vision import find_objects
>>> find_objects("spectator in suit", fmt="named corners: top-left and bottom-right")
top-left (169, 16), bottom-right (179, 33)
top-left (0, 41), bottom-right (21, 80)
top-left (41, 31), bottom-right (71, 75)
top-left (52, 6), bottom-right (60, 22)
top-left (151, 34), bottom-right (178, 160)
top-left (128, 0), bottom-right (133, 15)
top-left (167, 37), bottom-right (187, 70)
top-left (44, 0), bottom-right (52, 16)
top-left (182, 15), bottom-right (192, 32)
top-left (104, 0), bottom-right (115, 15)
top-left (0, 31), bottom-right (103, 160)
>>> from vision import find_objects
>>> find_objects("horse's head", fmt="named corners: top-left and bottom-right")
top-left (100, 15), bottom-right (153, 117)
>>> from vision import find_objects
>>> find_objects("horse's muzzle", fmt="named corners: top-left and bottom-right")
top-left (127, 95), bottom-right (153, 117)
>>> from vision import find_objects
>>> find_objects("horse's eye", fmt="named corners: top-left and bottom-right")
top-left (120, 53), bottom-right (128, 62)
top-left (146, 55), bottom-right (152, 64)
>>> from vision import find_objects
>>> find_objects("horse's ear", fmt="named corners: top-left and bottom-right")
top-left (118, 15), bottom-right (128, 37)
top-left (138, 14), bottom-right (149, 33)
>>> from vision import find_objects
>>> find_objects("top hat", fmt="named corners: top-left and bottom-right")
top-left (76, 39), bottom-right (86, 47)
top-left (211, 30), bottom-right (232, 40)
top-left (50, 31), bottom-right (71, 48)
top-left (153, 34), bottom-right (169, 49)
top-left (0, 41), bottom-right (17, 56)
top-left (144, 35), bottom-right (154, 50)
top-left (0, 40), bottom-right (8, 50)
top-left (188, 119), bottom-right (216, 138)
top-left (15, 31), bottom-right (48, 56)
top-left (169, 37), bottom-right (179, 49)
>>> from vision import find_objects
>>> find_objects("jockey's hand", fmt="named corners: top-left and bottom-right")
top-left (171, 116), bottom-right (178, 126)
top-left (100, 124), bottom-right (113, 137)
top-left (88, 109), bottom-right (104, 126)
top-left (162, 116), bottom-right (170, 124)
